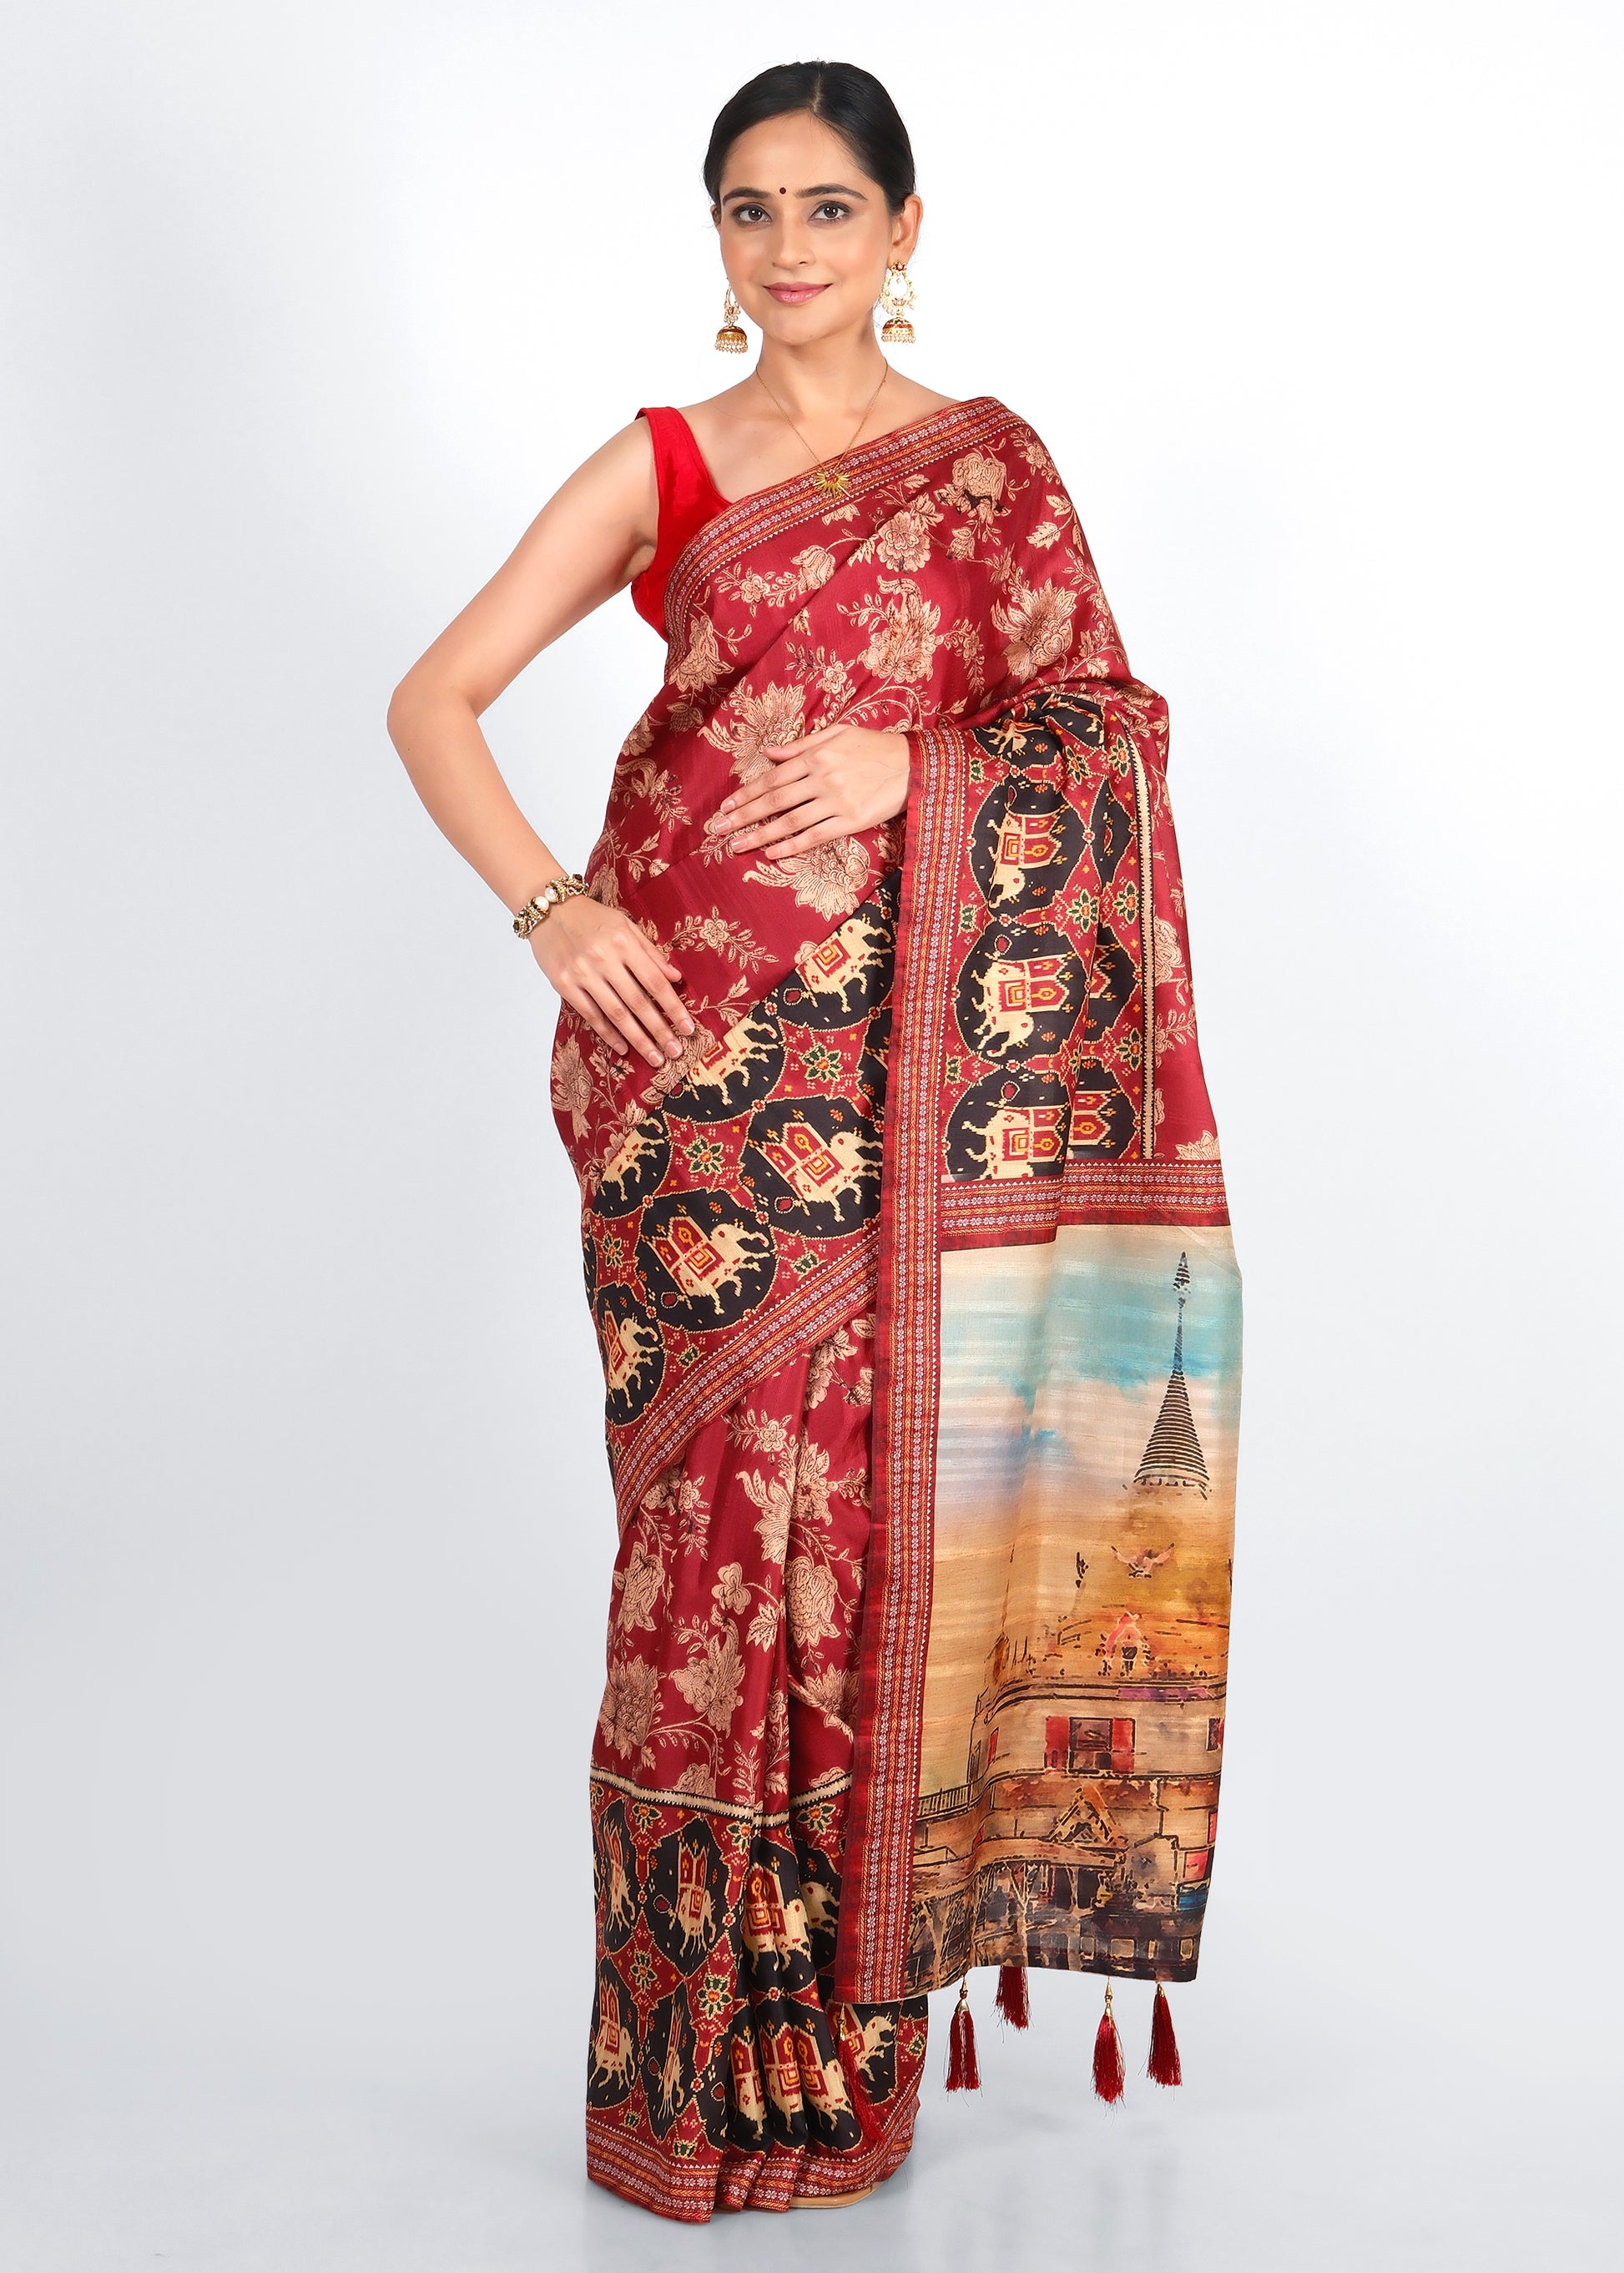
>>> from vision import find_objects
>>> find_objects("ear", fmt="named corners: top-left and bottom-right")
top-left (890, 192), bottom-right (924, 265)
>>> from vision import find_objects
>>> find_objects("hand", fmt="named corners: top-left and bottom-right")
top-left (704, 723), bottom-right (910, 864)
top-left (531, 895), bottom-right (693, 1069)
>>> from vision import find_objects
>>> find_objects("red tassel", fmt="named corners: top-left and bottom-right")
top-left (1092, 1979), bottom-right (1125, 2103)
top-left (996, 1963), bottom-right (1030, 2029)
top-left (1147, 1981), bottom-right (1183, 2086)
top-left (946, 1978), bottom-right (981, 2091)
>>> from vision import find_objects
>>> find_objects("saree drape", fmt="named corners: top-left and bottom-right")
top-left (552, 396), bottom-right (1241, 2221)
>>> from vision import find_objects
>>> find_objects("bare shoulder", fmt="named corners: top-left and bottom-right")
top-left (537, 412), bottom-right (658, 540)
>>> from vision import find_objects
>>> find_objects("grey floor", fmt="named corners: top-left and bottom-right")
top-left (2, 1905), bottom-right (1607, 2273)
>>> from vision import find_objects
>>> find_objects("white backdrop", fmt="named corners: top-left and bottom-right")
top-left (3, 4), bottom-right (1620, 2268)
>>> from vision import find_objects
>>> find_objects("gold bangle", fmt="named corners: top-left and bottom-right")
top-left (512, 872), bottom-right (588, 938)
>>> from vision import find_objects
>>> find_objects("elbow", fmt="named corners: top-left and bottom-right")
top-left (386, 675), bottom-right (408, 749)
top-left (386, 672), bottom-right (419, 753)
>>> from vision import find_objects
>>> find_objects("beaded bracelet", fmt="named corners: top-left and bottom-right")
top-left (512, 872), bottom-right (588, 939)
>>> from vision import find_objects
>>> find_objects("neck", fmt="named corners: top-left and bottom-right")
top-left (753, 326), bottom-right (890, 422)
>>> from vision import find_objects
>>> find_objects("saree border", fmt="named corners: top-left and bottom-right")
top-left (607, 1227), bottom-right (880, 1529)
top-left (587, 1764), bottom-right (855, 1829)
top-left (1130, 739), bottom-right (1158, 1157)
top-left (663, 396), bottom-right (1018, 643)
top-left (587, 2074), bottom-right (923, 2222)
top-left (940, 1157), bottom-right (1230, 1245)
top-left (834, 722), bottom-right (969, 2002)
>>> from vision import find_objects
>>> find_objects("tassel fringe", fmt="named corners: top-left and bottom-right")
top-left (1147, 1981), bottom-right (1183, 2086)
top-left (995, 1963), bottom-right (1030, 2029)
top-left (946, 1978), bottom-right (981, 2091)
top-left (1092, 1979), bottom-right (1126, 2103)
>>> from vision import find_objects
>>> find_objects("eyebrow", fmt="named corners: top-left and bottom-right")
top-left (721, 183), bottom-right (870, 204)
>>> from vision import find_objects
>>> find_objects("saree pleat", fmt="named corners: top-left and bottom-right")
top-left (586, 1321), bottom-right (929, 2220)
top-left (557, 396), bottom-right (1240, 2220)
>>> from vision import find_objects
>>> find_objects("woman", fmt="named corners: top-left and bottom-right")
top-left (389, 59), bottom-right (1241, 2224)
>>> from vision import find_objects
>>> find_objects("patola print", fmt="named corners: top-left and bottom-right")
top-left (562, 399), bottom-right (1239, 2220)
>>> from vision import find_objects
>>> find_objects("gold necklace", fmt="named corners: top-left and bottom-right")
top-left (752, 362), bottom-right (891, 499)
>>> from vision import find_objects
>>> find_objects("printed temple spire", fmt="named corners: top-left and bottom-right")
top-left (1133, 1252), bottom-right (1210, 1496)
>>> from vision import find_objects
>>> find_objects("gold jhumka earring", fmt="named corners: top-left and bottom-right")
top-left (879, 262), bottom-right (916, 345)
top-left (714, 286), bottom-right (747, 353)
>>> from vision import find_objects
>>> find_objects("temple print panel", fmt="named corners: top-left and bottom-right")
top-left (907, 1224), bottom-right (1242, 1992)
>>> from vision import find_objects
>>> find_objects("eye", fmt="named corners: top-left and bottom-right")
top-left (729, 203), bottom-right (769, 224)
top-left (811, 200), bottom-right (851, 223)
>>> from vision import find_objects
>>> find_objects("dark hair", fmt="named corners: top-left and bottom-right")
top-left (703, 61), bottom-right (915, 216)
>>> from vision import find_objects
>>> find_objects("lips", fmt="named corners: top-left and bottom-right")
top-left (765, 283), bottom-right (829, 304)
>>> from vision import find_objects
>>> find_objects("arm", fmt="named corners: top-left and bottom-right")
top-left (386, 418), bottom-right (694, 1070)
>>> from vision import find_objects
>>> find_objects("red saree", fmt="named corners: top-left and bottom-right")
top-left (552, 397), bottom-right (1241, 2221)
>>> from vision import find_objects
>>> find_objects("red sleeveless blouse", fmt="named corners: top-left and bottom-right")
top-left (629, 406), bottom-right (730, 636)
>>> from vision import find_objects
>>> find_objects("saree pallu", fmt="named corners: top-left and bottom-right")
top-left (552, 396), bottom-right (1241, 2221)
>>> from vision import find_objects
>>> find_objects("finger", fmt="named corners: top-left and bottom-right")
top-left (713, 762), bottom-right (809, 825)
top-left (734, 800), bottom-right (835, 852)
top-left (587, 975), bottom-right (668, 1069)
top-left (725, 782), bottom-right (825, 840)
top-left (612, 966), bottom-right (688, 1061)
top-left (762, 720), bottom-right (840, 755)
top-left (719, 779), bottom-right (817, 834)
top-left (564, 986), bottom-right (628, 1056)
top-left (771, 818), bottom-right (852, 862)
top-left (626, 943), bottom-right (695, 1039)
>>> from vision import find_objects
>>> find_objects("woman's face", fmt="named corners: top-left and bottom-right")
top-left (713, 111), bottom-right (920, 346)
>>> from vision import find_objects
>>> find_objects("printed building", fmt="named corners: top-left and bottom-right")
top-left (908, 1254), bottom-right (1228, 1988)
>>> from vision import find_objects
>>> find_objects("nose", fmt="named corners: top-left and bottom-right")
top-left (769, 214), bottom-right (818, 270)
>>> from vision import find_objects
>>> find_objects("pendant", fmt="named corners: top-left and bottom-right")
top-left (812, 466), bottom-right (850, 498)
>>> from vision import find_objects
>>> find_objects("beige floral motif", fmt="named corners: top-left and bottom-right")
top-left (991, 572), bottom-right (1078, 680)
top-left (670, 607), bottom-right (726, 693)
top-left (703, 679), bottom-right (808, 779)
top-left (791, 1441), bottom-right (834, 1531)
top-left (668, 912), bottom-right (773, 971)
top-left (785, 1557), bottom-right (841, 1649)
top-left (641, 1466), bottom-right (711, 1558)
top-left (794, 1664), bottom-right (859, 1735)
top-left (740, 1464), bottom-right (793, 1565)
top-left (598, 1651), bottom-right (661, 1760)
top-left (729, 1409), bottom-right (790, 1455)
top-left (672, 1626), bottom-right (746, 1731)
top-left (618, 709), bottom-right (654, 759)
top-left (1152, 914), bottom-right (1186, 981)
top-left (794, 544), bottom-right (837, 592)
top-left (859, 577), bottom-right (941, 683)
top-left (551, 1036), bottom-right (593, 1140)
top-left (818, 654), bottom-right (855, 707)
top-left (805, 1328), bottom-right (855, 1409)
top-left (872, 500), bottom-right (937, 572)
top-left (675, 1761), bottom-right (717, 1797)
top-left (764, 1683), bottom-right (789, 1772)
top-left (747, 834), bottom-right (870, 921)
top-left (939, 449), bottom-right (1006, 522)
top-left (942, 617), bottom-right (987, 695)
top-left (712, 1562), bottom-right (749, 1615)
top-left (1175, 1128), bottom-right (1223, 1158)
top-left (616, 1536), bottom-right (666, 1633)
